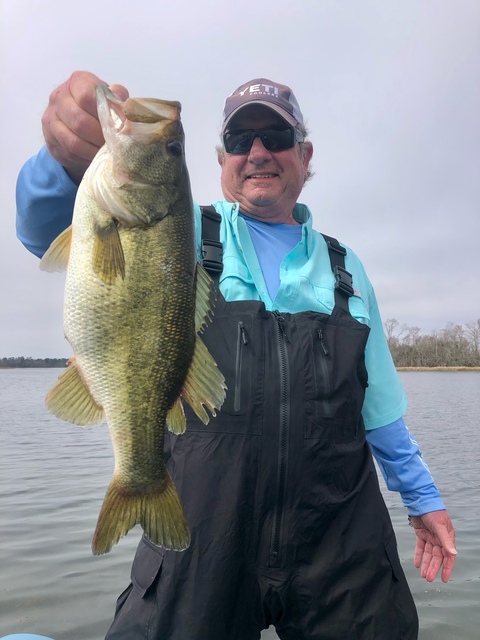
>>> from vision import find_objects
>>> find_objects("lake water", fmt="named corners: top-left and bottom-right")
top-left (1, 369), bottom-right (479, 639)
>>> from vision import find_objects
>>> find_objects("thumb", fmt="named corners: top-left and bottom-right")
top-left (435, 525), bottom-right (457, 556)
top-left (109, 83), bottom-right (129, 101)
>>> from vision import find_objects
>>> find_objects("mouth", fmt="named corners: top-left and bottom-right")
top-left (246, 173), bottom-right (278, 180)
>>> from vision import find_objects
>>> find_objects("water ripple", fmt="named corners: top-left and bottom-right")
top-left (1, 369), bottom-right (479, 639)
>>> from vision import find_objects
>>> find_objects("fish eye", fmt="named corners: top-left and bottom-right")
top-left (167, 140), bottom-right (183, 157)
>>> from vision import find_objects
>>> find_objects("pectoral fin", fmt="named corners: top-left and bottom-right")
top-left (45, 357), bottom-right (104, 426)
top-left (166, 336), bottom-right (226, 433)
top-left (93, 220), bottom-right (125, 285)
top-left (39, 226), bottom-right (72, 272)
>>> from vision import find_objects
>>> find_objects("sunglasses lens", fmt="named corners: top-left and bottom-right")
top-left (224, 127), bottom-right (299, 154)
top-left (224, 130), bottom-right (256, 154)
top-left (263, 128), bottom-right (294, 151)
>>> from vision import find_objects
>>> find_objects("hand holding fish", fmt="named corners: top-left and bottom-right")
top-left (41, 71), bottom-right (129, 184)
top-left (409, 510), bottom-right (457, 583)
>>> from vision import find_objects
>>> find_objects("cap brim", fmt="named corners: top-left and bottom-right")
top-left (222, 101), bottom-right (298, 133)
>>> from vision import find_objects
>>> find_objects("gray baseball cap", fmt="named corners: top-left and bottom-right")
top-left (222, 78), bottom-right (305, 132)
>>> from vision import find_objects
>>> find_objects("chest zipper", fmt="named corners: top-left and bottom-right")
top-left (317, 328), bottom-right (332, 417)
top-left (233, 321), bottom-right (248, 413)
top-left (269, 311), bottom-right (290, 567)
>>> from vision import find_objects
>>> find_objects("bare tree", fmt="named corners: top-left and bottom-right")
top-left (383, 318), bottom-right (480, 367)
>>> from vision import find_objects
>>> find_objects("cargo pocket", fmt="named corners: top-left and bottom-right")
top-left (383, 534), bottom-right (404, 583)
top-left (113, 582), bottom-right (134, 617)
top-left (105, 537), bottom-right (166, 639)
top-left (131, 535), bottom-right (165, 598)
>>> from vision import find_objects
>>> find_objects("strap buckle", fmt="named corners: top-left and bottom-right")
top-left (334, 265), bottom-right (354, 297)
top-left (326, 241), bottom-right (347, 257)
top-left (201, 239), bottom-right (223, 273)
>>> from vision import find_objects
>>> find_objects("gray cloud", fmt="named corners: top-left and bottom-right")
top-left (2, 0), bottom-right (479, 357)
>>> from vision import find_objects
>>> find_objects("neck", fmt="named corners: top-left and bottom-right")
top-left (239, 209), bottom-right (299, 225)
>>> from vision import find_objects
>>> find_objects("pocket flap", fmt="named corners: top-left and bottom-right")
top-left (131, 536), bottom-right (165, 597)
top-left (384, 533), bottom-right (404, 583)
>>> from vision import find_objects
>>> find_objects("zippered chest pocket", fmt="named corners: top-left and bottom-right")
top-left (304, 318), bottom-right (370, 441)
top-left (196, 312), bottom-right (258, 418)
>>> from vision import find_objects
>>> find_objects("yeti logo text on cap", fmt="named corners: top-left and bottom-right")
top-left (222, 78), bottom-right (304, 132)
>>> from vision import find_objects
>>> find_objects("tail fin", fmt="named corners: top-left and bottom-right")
top-left (92, 473), bottom-right (190, 555)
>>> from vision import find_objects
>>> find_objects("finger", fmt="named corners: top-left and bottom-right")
top-left (57, 104), bottom-right (105, 149)
top-left (441, 553), bottom-right (457, 583)
top-left (421, 561), bottom-right (429, 579)
top-left (68, 70), bottom-right (108, 117)
top-left (419, 511), bottom-right (457, 556)
top-left (413, 536), bottom-right (425, 569)
top-left (425, 548), bottom-right (444, 582)
top-left (44, 119), bottom-right (101, 166)
top-left (420, 541), bottom-right (433, 579)
top-left (435, 526), bottom-right (457, 556)
top-left (66, 79), bottom-right (129, 147)
top-left (42, 74), bottom-right (105, 153)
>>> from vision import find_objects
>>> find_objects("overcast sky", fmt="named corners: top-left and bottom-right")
top-left (1, 0), bottom-right (479, 358)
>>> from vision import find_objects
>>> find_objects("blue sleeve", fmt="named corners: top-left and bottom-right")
top-left (16, 146), bottom-right (78, 258)
top-left (366, 418), bottom-right (446, 516)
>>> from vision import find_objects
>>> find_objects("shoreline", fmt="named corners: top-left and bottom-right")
top-left (2, 365), bottom-right (480, 371)
top-left (397, 366), bottom-right (480, 371)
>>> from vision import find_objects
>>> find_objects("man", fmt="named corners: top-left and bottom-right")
top-left (16, 73), bottom-right (456, 640)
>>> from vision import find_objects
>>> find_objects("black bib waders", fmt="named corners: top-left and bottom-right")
top-left (105, 211), bottom-right (418, 640)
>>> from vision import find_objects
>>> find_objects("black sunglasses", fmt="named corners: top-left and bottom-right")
top-left (223, 126), bottom-right (304, 154)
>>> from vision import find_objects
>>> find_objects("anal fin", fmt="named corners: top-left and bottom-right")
top-left (166, 396), bottom-right (187, 435)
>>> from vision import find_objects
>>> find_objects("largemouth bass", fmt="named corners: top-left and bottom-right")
top-left (40, 85), bottom-right (226, 555)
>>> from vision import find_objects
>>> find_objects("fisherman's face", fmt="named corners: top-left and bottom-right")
top-left (219, 105), bottom-right (313, 224)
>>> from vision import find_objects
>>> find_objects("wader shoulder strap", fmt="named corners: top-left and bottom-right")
top-left (201, 206), bottom-right (223, 284)
top-left (321, 234), bottom-right (354, 312)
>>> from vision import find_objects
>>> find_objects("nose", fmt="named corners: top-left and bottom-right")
top-left (248, 135), bottom-right (272, 162)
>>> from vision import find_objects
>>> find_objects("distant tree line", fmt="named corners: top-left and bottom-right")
top-left (385, 318), bottom-right (480, 367)
top-left (2, 318), bottom-right (480, 369)
top-left (0, 356), bottom-right (68, 368)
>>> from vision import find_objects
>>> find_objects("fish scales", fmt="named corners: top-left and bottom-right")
top-left (67, 220), bottom-right (194, 471)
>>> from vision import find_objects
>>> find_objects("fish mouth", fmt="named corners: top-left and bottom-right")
top-left (120, 118), bottom-right (183, 144)
top-left (97, 85), bottom-right (183, 146)
top-left (124, 97), bottom-right (181, 124)
top-left (96, 85), bottom-right (181, 125)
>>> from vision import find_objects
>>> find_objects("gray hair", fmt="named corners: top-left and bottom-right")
top-left (297, 122), bottom-right (314, 183)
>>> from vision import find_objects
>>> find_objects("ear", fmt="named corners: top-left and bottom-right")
top-left (217, 149), bottom-right (225, 167)
top-left (302, 141), bottom-right (314, 178)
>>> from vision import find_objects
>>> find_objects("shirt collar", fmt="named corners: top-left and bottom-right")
top-left (213, 200), bottom-right (314, 252)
